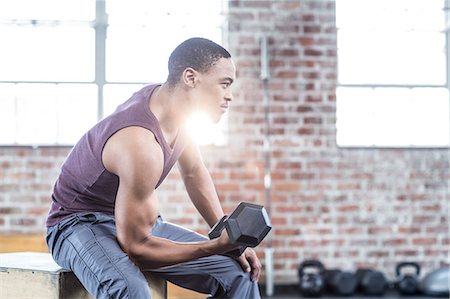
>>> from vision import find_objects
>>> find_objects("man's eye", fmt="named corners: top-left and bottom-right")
top-left (222, 83), bottom-right (230, 88)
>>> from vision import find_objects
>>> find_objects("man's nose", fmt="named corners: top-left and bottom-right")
top-left (225, 91), bottom-right (233, 102)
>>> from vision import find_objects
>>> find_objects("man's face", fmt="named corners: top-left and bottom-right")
top-left (193, 58), bottom-right (236, 123)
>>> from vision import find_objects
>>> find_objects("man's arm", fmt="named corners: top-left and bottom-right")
top-left (102, 126), bottom-right (235, 269)
top-left (177, 137), bottom-right (262, 281)
top-left (177, 138), bottom-right (225, 227)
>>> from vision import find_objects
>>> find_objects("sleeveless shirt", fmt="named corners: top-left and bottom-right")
top-left (46, 84), bottom-right (186, 227)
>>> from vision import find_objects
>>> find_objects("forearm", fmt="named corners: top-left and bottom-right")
top-left (183, 166), bottom-right (224, 227)
top-left (128, 233), bottom-right (228, 269)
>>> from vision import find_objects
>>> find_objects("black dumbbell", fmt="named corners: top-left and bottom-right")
top-left (324, 269), bottom-right (358, 296)
top-left (208, 202), bottom-right (272, 258)
top-left (298, 260), bottom-right (325, 297)
top-left (395, 262), bottom-right (421, 295)
top-left (355, 268), bottom-right (388, 296)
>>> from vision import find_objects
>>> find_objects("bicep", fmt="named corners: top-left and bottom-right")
top-left (115, 183), bottom-right (159, 252)
top-left (103, 127), bottom-right (164, 251)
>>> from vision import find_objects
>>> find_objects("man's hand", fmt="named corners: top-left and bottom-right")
top-left (236, 248), bottom-right (262, 282)
top-left (216, 229), bottom-right (261, 281)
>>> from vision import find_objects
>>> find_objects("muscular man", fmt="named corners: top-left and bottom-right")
top-left (46, 38), bottom-right (262, 298)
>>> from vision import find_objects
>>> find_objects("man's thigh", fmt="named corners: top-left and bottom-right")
top-left (149, 217), bottom-right (249, 297)
top-left (47, 213), bottom-right (151, 299)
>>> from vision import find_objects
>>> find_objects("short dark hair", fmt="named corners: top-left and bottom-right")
top-left (166, 37), bottom-right (231, 86)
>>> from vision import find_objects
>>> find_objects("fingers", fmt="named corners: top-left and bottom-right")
top-left (242, 248), bottom-right (262, 282)
top-left (237, 254), bottom-right (251, 273)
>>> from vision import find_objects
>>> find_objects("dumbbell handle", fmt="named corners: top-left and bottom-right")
top-left (208, 215), bottom-right (246, 258)
top-left (208, 215), bottom-right (228, 239)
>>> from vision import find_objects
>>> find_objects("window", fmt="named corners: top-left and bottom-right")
top-left (0, 0), bottom-right (96, 146)
top-left (0, 0), bottom-right (226, 146)
top-left (336, 0), bottom-right (449, 147)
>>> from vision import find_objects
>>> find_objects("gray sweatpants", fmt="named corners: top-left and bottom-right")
top-left (46, 212), bottom-right (261, 299)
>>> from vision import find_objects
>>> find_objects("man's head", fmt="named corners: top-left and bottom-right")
top-left (166, 38), bottom-right (235, 123)
top-left (167, 37), bottom-right (232, 87)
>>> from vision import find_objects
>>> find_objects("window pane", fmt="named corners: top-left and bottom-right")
top-left (337, 30), bottom-right (446, 85)
top-left (106, 0), bottom-right (223, 83)
top-left (14, 84), bottom-right (58, 145)
top-left (336, 0), bottom-right (445, 31)
top-left (0, 25), bottom-right (94, 81)
top-left (106, 0), bottom-right (223, 26)
top-left (56, 84), bottom-right (97, 145)
top-left (0, 84), bottom-right (18, 144)
top-left (0, 83), bottom-right (96, 145)
top-left (337, 87), bottom-right (450, 147)
top-left (336, 0), bottom-right (446, 85)
top-left (103, 84), bottom-right (146, 117)
top-left (0, 0), bottom-right (94, 21)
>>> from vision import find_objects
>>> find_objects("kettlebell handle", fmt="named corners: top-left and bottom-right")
top-left (396, 262), bottom-right (420, 277)
top-left (298, 259), bottom-right (325, 276)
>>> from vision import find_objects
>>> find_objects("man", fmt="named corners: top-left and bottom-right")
top-left (46, 37), bottom-right (262, 298)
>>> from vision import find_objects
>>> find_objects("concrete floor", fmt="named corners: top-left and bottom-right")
top-left (259, 286), bottom-right (441, 299)
top-left (262, 293), bottom-right (439, 299)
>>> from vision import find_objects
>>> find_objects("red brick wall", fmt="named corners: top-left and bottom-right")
top-left (0, 147), bottom-right (67, 232)
top-left (0, 0), bottom-right (448, 284)
top-left (220, 0), bottom-right (449, 283)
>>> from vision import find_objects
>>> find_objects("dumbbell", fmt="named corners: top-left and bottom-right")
top-left (355, 268), bottom-right (388, 295)
top-left (298, 260), bottom-right (325, 297)
top-left (395, 262), bottom-right (421, 295)
top-left (324, 269), bottom-right (358, 296)
top-left (208, 202), bottom-right (272, 258)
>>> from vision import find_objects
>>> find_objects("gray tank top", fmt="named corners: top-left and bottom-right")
top-left (46, 84), bottom-right (186, 227)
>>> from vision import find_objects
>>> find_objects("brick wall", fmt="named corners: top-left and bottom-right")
top-left (221, 0), bottom-right (449, 283)
top-left (0, 0), bottom-right (448, 285)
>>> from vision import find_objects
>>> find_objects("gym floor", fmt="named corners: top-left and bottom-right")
top-left (259, 286), bottom-right (438, 299)
top-left (261, 293), bottom-right (437, 299)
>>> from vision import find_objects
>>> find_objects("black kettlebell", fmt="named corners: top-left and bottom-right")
top-left (298, 259), bottom-right (325, 297)
top-left (396, 262), bottom-right (421, 295)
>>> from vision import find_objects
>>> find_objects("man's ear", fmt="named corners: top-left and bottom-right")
top-left (182, 68), bottom-right (197, 88)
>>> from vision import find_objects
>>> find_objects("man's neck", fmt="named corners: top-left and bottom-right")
top-left (149, 83), bottom-right (191, 137)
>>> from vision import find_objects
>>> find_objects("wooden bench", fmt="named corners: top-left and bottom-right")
top-left (0, 252), bottom-right (167, 299)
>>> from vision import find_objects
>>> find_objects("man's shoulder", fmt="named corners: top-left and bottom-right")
top-left (103, 126), bottom-right (164, 188)
top-left (104, 126), bottom-right (163, 169)
top-left (109, 126), bottom-right (160, 153)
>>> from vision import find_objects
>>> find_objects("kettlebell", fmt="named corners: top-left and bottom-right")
top-left (396, 262), bottom-right (421, 295)
top-left (298, 259), bottom-right (325, 297)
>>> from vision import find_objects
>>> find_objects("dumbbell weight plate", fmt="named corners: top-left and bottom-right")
top-left (325, 269), bottom-right (357, 296)
top-left (225, 202), bottom-right (272, 247)
top-left (356, 268), bottom-right (388, 295)
top-left (208, 202), bottom-right (272, 258)
top-left (331, 271), bottom-right (357, 296)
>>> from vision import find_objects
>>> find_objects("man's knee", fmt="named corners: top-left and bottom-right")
top-left (223, 267), bottom-right (260, 298)
top-left (105, 276), bottom-right (151, 299)
top-left (230, 270), bottom-right (253, 288)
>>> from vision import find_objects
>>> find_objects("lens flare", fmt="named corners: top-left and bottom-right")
top-left (185, 111), bottom-right (226, 146)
